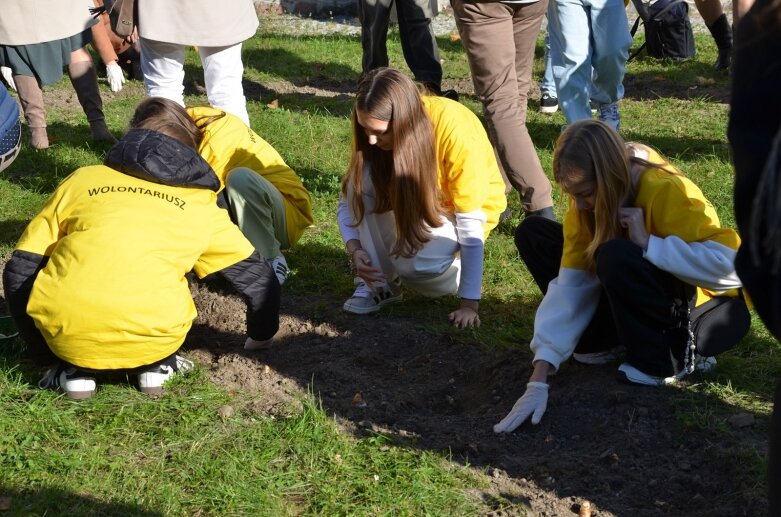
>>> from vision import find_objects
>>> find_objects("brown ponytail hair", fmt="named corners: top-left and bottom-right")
top-left (342, 68), bottom-right (442, 258)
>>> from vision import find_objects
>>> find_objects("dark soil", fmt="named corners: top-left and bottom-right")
top-left (187, 279), bottom-right (768, 517)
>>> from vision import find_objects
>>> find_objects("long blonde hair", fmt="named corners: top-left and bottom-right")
top-left (342, 68), bottom-right (442, 258)
top-left (554, 120), bottom-right (633, 267)
top-left (554, 120), bottom-right (683, 267)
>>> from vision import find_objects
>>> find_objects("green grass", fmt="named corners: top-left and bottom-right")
top-left (0, 21), bottom-right (776, 515)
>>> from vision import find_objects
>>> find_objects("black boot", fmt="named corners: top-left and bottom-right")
top-left (707, 14), bottom-right (733, 71)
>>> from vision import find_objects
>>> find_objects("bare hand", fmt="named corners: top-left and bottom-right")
top-left (618, 207), bottom-right (650, 250)
top-left (352, 249), bottom-right (385, 286)
top-left (125, 28), bottom-right (138, 44)
top-left (449, 306), bottom-right (480, 329)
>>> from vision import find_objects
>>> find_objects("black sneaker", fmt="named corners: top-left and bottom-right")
top-left (540, 93), bottom-right (559, 114)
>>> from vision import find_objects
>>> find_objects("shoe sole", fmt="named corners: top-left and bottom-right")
top-left (573, 353), bottom-right (618, 365)
top-left (139, 386), bottom-right (165, 396)
top-left (343, 295), bottom-right (403, 315)
top-left (616, 367), bottom-right (676, 387)
top-left (64, 389), bottom-right (96, 400)
top-left (540, 105), bottom-right (559, 114)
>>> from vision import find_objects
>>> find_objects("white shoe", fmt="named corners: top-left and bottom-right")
top-left (617, 355), bottom-right (717, 386)
top-left (342, 279), bottom-right (402, 315)
top-left (138, 355), bottom-right (194, 395)
top-left (38, 364), bottom-right (97, 400)
top-left (616, 363), bottom-right (674, 386)
top-left (271, 254), bottom-right (289, 285)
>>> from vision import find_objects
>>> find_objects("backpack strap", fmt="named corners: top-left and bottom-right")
top-left (628, 16), bottom-right (646, 61)
top-left (630, 0), bottom-right (650, 22)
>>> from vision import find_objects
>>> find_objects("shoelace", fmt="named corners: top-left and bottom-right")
top-left (38, 365), bottom-right (61, 389)
top-left (352, 281), bottom-right (376, 299)
top-left (174, 355), bottom-right (195, 373)
top-left (598, 104), bottom-right (619, 121)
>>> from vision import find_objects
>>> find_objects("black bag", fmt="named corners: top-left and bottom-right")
top-left (629, 0), bottom-right (696, 60)
top-left (690, 294), bottom-right (751, 357)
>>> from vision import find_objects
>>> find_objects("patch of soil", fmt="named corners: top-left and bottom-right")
top-left (186, 281), bottom-right (769, 516)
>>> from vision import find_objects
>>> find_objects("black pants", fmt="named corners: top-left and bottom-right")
top-left (358, 0), bottom-right (443, 87)
top-left (516, 217), bottom-right (748, 377)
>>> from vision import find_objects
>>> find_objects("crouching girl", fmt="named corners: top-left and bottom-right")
top-left (3, 98), bottom-right (280, 399)
top-left (337, 67), bottom-right (506, 327)
top-left (495, 120), bottom-right (750, 432)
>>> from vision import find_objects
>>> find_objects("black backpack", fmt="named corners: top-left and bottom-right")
top-left (629, 0), bottom-right (696, 60)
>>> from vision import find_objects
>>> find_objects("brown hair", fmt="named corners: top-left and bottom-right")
top-left (342, 68), bottom-right (442, 257)
top-left (129, 97), bottom-right (226, 149)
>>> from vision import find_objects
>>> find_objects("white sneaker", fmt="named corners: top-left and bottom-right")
top-left (342, 279), bottom-right (402, 315)
top-left (617, 355), bottom-right (717, 386)
top-left (573, 347), bottom-right (622, 365)
top-left (38, 364), bottom-right (97, 400)
top-left (138, 355), bottom-right (195, 395)
top-left (616, 363), bottom-right (674, 386)
top-left (271, 254), bottom-right (289, 285)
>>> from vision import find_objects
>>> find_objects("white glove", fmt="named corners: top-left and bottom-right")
top-left (244, 337), bottom-right (274, 350)
top-left (1, 67), bottom-right (15, 91)
top-left (106, 62), bottom-right (125, 92)
top-left (493, 382), bottom-right (549, 433)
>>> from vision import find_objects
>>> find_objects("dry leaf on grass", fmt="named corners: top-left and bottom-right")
top-left (266, 99), bottom-right (280, 109)
top-left (450, 33), bottom-right (461, 42)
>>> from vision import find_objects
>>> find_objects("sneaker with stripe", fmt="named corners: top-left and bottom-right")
top-left (271, 254), bottom-right (289, 285)
top-left (138, 354), bottom-right (195, 395)
top-left (343, 279), bottom-right (402, 315)
top-left (38, 363), bottom-right (97, 400)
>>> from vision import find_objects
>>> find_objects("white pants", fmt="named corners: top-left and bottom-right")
top-left (140, 38), bottom-right (250, 126)
top-left (357, 204), bottom-right (461, 298)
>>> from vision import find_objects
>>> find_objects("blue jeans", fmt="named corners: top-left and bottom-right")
top-left (547, 0), bottom-right (631, 122)
top-left (541, 27), bottom-right (556, 95)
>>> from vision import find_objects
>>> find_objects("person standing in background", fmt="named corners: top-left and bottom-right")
top-left (137, 0), bottom-right (259, 127)
top-left (0, 0), bottom-right (116, 149)
top-left (694, 0), bottom-right (733, 70)
top-left (451, 0), bottom-right (555, 219)
top-left (359, 0), bottom-right (456, 99)
top-left (728, 0), bottom-right (781, 512)
top-left (546, 0), bottom-right (632, 131)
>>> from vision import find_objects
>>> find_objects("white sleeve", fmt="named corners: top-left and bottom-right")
top-left (530, 268), bottom-right (602, 372)
top-left (644, 235), bottom-right (742, 291)
top-left (454, 210), bottom-right (486, 300)
top-left (337, 195), bottom-right (360, 244)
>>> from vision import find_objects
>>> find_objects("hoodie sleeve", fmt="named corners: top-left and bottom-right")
top-left (2, 250), bottom-right (56, 365)
top-left (530, 267), bottom-right (602, 371)
top-left (219, 251), bottom-right (281, 341)
top-left (196, 210), bottom-right (280, 340)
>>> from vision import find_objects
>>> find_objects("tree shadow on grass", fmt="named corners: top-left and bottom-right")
top-left (0, 486), bottom-right (162, 516)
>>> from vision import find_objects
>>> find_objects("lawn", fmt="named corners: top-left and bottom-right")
top-left (0, 12), bottom-right (775, 516)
